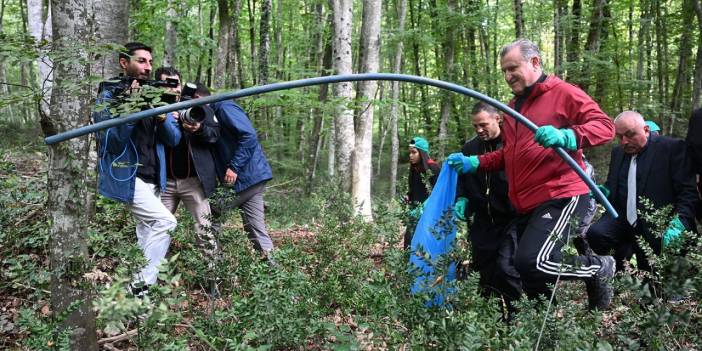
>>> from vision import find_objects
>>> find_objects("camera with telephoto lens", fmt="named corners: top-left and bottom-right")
top-left (98, 75), bottom-right (181, 102)
top-left (179, 82), bottom-right (207, 125)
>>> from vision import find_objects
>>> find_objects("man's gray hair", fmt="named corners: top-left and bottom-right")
top-left (499, 38), bottom-right (542, 63)
top-left (614, 110), bottom-right (645, 127)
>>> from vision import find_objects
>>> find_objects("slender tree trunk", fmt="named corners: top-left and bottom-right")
top-left (257, 0), bottom-right (271, 132)
top-left (565, 0), bottom-right (581, 81)
top-left (478, 12), bottom-right (494, 95)
top-left (352, 0), bottom-right (380, 219)
top-left (307, 7), bottom-right (331, 192)
top-left (554, 0), bottom-right (567, 75)
top-left (0, 0), bottom-right (15, 122)
top-left (163, 0), bottom-right (177, 67)
top-left (330, 0), bottom-right (355, 189)
top-left (669, 0), bottom-right (695, 133)
top-left (206, 6), bottom-right (216, 86)
top-left (409, 0), bottom-right (431, 132)
top-left (654, 0), bottom-right (669, 128)
top-left (229, 0), bottom-right (244, 88)
top-left (636, 0), bottom-right (650, 104)
top-left (390, 0), bottom-right (407, 199)
top-left (437, 0), bottom-right (456, 157)
top-left (578, 0), bottom-right (609, 91)
top-left (45, 0), bottom-right (97, 348)
top-left (196, 0), bottom-right (204, 81)
top-left (465, 0), bottom-right (479, 89)
top-left (214, 0), bottom-right (231, 89)
top-left (692, 0), bottom-right (702, 109)
top-left (259, 0), bottom-right (271, 85)
top-left (248, 0), bottom-right (258, 85)
top-left (328, 117), bottom-right (336, 177)
top-left (27, 0), bottom-right (52, 121)
top-left (513, 0), bottom-right (524, 38)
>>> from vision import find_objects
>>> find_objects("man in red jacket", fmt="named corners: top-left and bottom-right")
top-left (448, 39), bottom-right (617, 310)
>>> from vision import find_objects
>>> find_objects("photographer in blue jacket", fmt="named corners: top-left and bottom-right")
top-left (92, 42), bottom-right (182, 294)
top-left (210, 98), bottom-right (275, 258)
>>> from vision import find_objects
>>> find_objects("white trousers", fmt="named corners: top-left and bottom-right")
top-left (126, 177), bottom-right (177, 285)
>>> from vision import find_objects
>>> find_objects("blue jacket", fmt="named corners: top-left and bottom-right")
top-left (93, 80), bottom-right (181, 203)
top-left (213, 100), bottom-right (273, 193)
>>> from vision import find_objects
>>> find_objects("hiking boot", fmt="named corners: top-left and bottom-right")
top-left (586, 255), bottom-right (615, 310)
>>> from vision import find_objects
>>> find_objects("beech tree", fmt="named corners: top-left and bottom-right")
top-left (352, 0), bottom-right (381, 219)
top-left (42, 0), bottom-right (97, 348)
top-left (330, 0), bottom-right (355, 189)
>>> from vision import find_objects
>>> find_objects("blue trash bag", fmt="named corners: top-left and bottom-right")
top-left (409, 161), bottom-right (458, 307)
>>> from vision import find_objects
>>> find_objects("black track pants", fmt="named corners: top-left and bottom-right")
top-left (513, 195), bottom-right (606, 299)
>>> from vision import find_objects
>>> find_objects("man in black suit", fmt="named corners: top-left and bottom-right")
top-left (686, 108), bottom-right (702, 220)
top-left (586, 111), bottom-right (698, 272)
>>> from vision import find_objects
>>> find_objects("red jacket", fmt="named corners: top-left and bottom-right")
top-left (478, 75), bottom-right (614, 213)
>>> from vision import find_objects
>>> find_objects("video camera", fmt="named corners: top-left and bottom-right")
top-left (178, 82), bottom-right (208, 125)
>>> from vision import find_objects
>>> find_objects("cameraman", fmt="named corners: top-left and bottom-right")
top-left (203, 92), bottom-right (275, 260)
top-left (156, 68), bottom-right (221, 264)
top-left (92, 42), bottom-right (182, 294)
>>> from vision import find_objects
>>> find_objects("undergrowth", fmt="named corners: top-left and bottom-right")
top-left (1, 144), bottom-right (701, 350)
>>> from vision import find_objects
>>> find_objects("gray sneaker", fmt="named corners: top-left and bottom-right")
top-left (586, 255), bottom-right (615, 310)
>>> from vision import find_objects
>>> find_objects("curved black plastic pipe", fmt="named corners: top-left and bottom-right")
top-left (44, 73), bottom-right (617, 217)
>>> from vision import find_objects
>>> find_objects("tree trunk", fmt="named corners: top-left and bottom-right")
top-left (513, 0), bottom-right (524, 38)
top-left (163, 0), bottom-right (177, 67)
top-left (578, 0), bottom-right (609, 91)
top-left (27, 0), bottom-right (52, 120)
top-left (409, 0), bottom-right (431, 132)
top-left (437, 0), bottom-right (456, 157)
top-left (352, 0), bottom-right (380, 219)
top-left (0, 0), bottom-right (14, 122)
top-left (206, 5), bottom-right (216, 86)
top-left (306, 7), bottom-right (331, 193)
top-left (654, 0), bottom-right (669, 128)
top-left (248, 0), bottom-right (258, 85)
top-left (554, 0), bottom-right (567, 75)
top-left (636, 0), bottom-right (650, 105)
top-left (478, 11), bottom-right (494, 95)
top-left (565, 0), bottom-right (581, 80)
top-left (88, 0), bottom-right (128, 221)
top-left (229, 0), bottom-right (244, 88)
top-left (259, 0), bottom-right (271, 85)
top-left (330, 0), bottom-right (355, 190)
top-left (92, 0), bottom-right (128, 79)
top-left (45, 0), bottom-right (97, 348)
top-left (389, 0), bottom-right (407, 199)
top-left (692, 0), bottom-right (702, 109)
top-left (257, 0), bottom-right (271, 131)
top-left (669, 0), bottom-right (695, 133)
top-left (214, 0), bottom-right (231, 89)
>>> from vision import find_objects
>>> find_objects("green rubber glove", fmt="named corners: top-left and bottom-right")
top-left (408, 200), bottom-right (428, 219)
top-left (534, 125), bottom-right (578, 151)
top-left (454, 197), bottom-right (469, 221)
top-left (447, 153), bottom-right (480, 174)
top-left (590, 184), bottom-right (610, 199)
top-left (663, 216), bottom-right (685, 247)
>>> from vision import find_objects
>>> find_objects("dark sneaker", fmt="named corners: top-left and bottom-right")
top-left (586, 255), bottom-right (615, 310)
top-left (129, 282), bottom-right (149, 299)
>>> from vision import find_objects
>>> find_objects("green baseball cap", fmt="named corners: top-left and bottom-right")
top-left (410, 136), bottom-right (430, 153)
